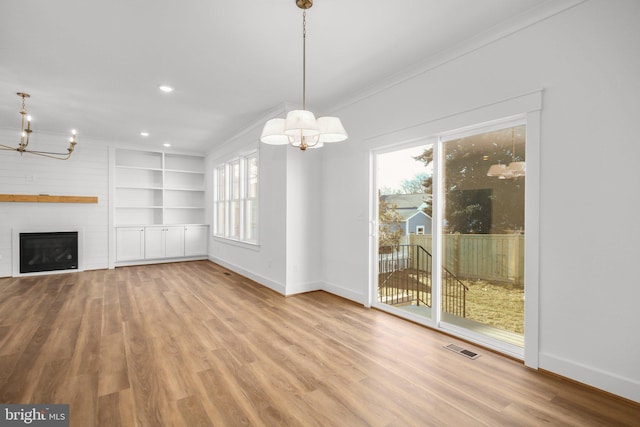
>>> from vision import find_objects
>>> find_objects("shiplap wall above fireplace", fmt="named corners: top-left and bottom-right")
top-left (0, 130), bottom-right (109, 277)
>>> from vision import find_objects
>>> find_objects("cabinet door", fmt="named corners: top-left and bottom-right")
top-left (144, 227), bottom-right (164, 259)
top-left (184, 225), bottom-right (208, 256)
top-left (164, 226), bottom-right (185, 258)
top-left (116, 227), bottom-right (145, 261)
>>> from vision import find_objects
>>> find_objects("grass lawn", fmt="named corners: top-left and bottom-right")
top-left (379, 271), bottom-right (524, 335)
top-left (463, 279), bottom-right (524, 334)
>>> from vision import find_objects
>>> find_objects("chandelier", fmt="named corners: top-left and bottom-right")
top-left (260, 0), bottom-right (348, 151)
top-left (0, 92), bottom-right (78, 160)
top-left (487, 128), bottom-right (525, 179)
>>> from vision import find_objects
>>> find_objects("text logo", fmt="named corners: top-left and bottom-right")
top-left (0, 405), bottom-right (69, 426)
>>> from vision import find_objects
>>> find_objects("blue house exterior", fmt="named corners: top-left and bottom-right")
top-left (401, 210), bottom-right (432, 235)
top-left (380, 194), bottom-right (432, 236)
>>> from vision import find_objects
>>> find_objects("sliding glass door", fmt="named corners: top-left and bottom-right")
top-left (374, 120), bottom-right (526, 355)
top-left (440, 124), bottom-right (525, 348)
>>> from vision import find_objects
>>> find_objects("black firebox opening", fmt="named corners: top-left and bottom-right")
top-left (20, 232), bottom-right (78, 274)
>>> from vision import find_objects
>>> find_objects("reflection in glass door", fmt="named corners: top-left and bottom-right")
top-left (440, 124), bottom-right (526, 347)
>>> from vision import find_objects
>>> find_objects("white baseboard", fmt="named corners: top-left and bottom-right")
top-left (114, 256), bottom-right (207, 268)
top-left (319, 281), bottom-right (367, 306)
top-left (539, 352), bottom-right (640, 403)
top-left (205, 257), bottom-right (367, 306)
top-left (285, 281), bottom-right (322, 296)
top-left (208, 256), bottom-right (286, 295)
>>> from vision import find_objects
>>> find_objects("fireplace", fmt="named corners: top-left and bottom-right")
top-left (19, 231), bottom-right (79, 274)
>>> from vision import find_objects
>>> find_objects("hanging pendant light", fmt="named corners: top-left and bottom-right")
top-left (487, 128), bottom-right (525, 179)
top-left (260, 0), bottom-right (348, 151)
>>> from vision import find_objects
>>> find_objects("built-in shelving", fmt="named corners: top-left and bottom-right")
top-left (114, 149), bottom-right (206, 226)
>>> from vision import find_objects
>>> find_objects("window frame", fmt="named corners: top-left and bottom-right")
top-left (212, 150), bottom-right (259, 245)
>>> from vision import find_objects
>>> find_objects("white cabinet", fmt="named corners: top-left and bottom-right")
top-left (184, 225), bottom-right (208, 256)
top-left (115, 225), bottom-right (207, 264)
top-left (144, 226), bottom-right (185, 259)
top-left (116, 227), bottom-right (145, 261)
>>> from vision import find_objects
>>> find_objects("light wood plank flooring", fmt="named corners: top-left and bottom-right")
top-left (0, 261), bottom-right (637, 426)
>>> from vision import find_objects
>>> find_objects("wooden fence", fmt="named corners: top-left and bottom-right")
top-left (409, 234), bottom-right (524, 285)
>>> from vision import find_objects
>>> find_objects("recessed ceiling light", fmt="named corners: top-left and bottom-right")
top-left (163, 143), bottom-right (171, 147)
top-left (158, 85), bottom-right (174, 93)
top-left (140, 131), bottom-right (149, 137)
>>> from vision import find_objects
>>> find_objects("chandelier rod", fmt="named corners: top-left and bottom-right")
top-left (302, 10), bottom-right (307, 110)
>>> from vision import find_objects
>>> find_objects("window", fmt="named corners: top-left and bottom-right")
top-left (213, 151), bottom-right (258, 244)
top-left (416, 225), bottom-right (425, 235)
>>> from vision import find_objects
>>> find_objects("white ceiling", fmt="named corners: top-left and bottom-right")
top-left (0, 0), bottom-right (554, 154)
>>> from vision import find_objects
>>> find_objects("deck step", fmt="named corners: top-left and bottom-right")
top-left (378, 292), bottom-right (414, 305)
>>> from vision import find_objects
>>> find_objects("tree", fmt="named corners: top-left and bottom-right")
top-left (398, 172), bottom-right (430, 194)
top-left (378, 193), bottom-right (404, 249)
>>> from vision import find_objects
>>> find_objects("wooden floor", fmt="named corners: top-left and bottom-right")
top-left (0, 261), bottom-right (637, 426)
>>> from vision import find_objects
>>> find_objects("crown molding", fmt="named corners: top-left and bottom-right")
top-left (330, 0), bottom-right (586, 114)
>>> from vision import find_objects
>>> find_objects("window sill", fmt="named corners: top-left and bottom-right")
top-left (212, 236), bottom-right (260, 251)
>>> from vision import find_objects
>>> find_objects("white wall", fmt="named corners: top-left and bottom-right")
top-left (206, 118), bottom-right (324, 296)
top-left (318, 0), bottom-right (640, 402)
top-left (207, 125), bottom-right (288, 294)
top-left (0, 130), bottom-right (110, 276)
top-left (285, 147), bottom-right (322, 295)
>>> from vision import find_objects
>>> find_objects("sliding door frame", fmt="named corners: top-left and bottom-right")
top-left (368, 90), bottom-right (542, 368)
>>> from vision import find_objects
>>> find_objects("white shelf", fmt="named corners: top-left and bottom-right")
top-left (116, 149), bottom-right (162, 169)
top-left (114, 149), bottom-right (207, 226)
top-left (115, 168), bottom-right (163, 188)
top-left (164, 171), bottom-right (204, 189)
top-left (164, 154), bottom-right (205, 173)
top-left (116, 206), bottom-right (163, 209)
top-left (116, 186), bottom-right (164, 190)
top-left (116, 165), bottom-right (163, 171)
top-left (165, 168), bottom-right (204, 174)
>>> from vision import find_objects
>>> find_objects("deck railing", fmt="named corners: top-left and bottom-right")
top-left (378, 244), bottom-right (468, 317)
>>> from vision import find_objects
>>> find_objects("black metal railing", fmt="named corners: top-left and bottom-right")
top-left (441, 265), bottom-right (468, 318)
top-left (378, 244), bottom-right (468, 317)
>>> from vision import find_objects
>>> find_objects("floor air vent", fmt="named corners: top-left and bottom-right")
top-left (444, 344), bottom-right (479, 359)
